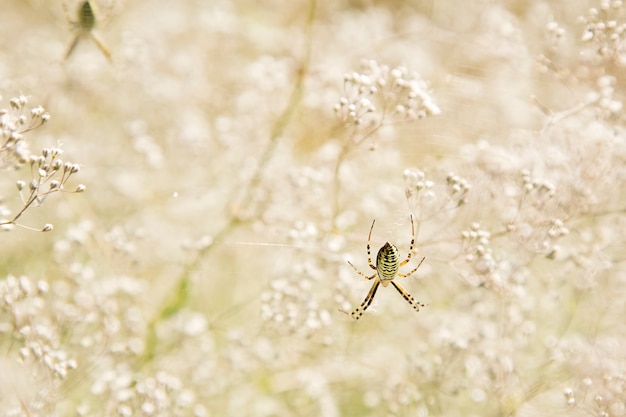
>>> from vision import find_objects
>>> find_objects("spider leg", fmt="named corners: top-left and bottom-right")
top-left (64, 34), bottom-right (81, 60)
top-left (89, 32), bottom-right (112, 61)
top-left (399, 214), bottom-right (416, 267)
top-left (351, 280), bottom-right (380, 320)
top-left (366, 219), bottom-right (376, 270)
top-left (390, 280), bottom-right (425, 312)
top-left (347, 261), bottom-right (377, 280)
top-left (397, 256), bottom-right (426, 279)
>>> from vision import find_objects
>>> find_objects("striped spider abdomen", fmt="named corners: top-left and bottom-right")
top-left (347, 215), bottom-right (427, 319)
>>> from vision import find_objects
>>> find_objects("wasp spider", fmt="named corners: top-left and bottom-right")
top-left (347, 215), bottom-right (426, 319)
top-left (64, 1), bottom-right (111, 61)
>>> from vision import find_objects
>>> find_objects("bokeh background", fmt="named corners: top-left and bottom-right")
top-left (1, 0), bottom-right (626, 416)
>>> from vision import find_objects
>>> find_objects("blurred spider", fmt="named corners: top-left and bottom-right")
top-left (64, 1), bottom-right (111, 61)
top-left (347, 215), bottom-right (426, 320)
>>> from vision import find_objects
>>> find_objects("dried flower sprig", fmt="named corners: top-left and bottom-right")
top-left (334, 59), bottom-right (440, 133)
top-left (579, 0), bottom-right (626, 65)
top-left (1, 146), bottom-right (85, 231)
top-left (331, 60), bottom-right (440, 222)
top-left (0, 95), bottom-right (50, 169)
top-left (0, 274), bottom-right (76, 380)
top-left (461, 222), bottom-right (497, 281)
top-left (404, 168), bottom-right (471, 219)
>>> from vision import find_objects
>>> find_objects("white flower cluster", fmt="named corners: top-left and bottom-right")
top-left (403, 168), bottom-right (434, 202)
top-left (334, 59), bottom-right (440, 127)
top-left (461, 223), bottom-right (497, 281)
top-left (579, 1), bottom-right (626, 65)
top-left (1, 146), bottom-right (85, 231)
top-left (0, 275), bottom-right (76, 379)
top-left (0, 95), bottom-right (50, 169)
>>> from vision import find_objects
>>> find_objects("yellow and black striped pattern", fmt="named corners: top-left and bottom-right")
top-left (347, 215), bottom-right (426, 320)
top-left (64, 1), bottom-right (112, 61)
top-left (376, 242), bottom-right (401, 281)
top-left (77, 1), bottom-right (97, 31)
